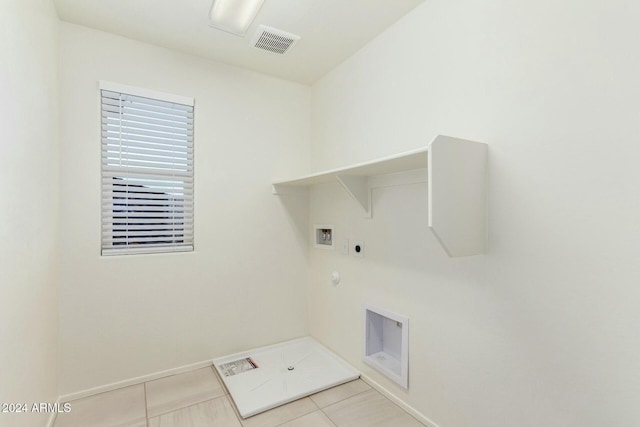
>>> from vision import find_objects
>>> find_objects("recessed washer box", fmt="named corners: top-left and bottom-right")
top-left (363, 304), bottom-right (409, 389)
top-left (314, 224), bottom-right (334, 249)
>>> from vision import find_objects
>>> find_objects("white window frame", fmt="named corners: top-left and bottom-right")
top-left (100, 81), bottom-right (195, 256)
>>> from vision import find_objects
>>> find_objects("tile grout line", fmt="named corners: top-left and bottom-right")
top-left (310, 396), bottom-right (320, 409)
top-left (318, 386), bottom-right (376, 426)
top-left (359, 376), bottom-right (433, 426)
top-left (383, 393), bottom-right (427, 426)
top-left (210, 364), bottom-right (230, 395)
top-left (148, 395), bottom-right (232, 422)
top-left (355, 381), bottom-right (426, 426)
top-left (145, 392), bottom-right (228, 420)
top-left (325, 413), bottom-right (338, 427)
top-left (271, 398), bottom-right (319, 427)
top-left (321, 386), bottom-right (427, 427)
top-left (271, 406), bottom-right (338, 427)
top-left (317, 385), bottom-right (372, 410)
top-left (210, 363), bottom-right (246, 425)
top-left (144, 367), bottom-right (227, 419)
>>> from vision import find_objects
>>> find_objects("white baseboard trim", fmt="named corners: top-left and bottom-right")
top-left (360, 374), bottom-right (441, 427)
top-left (55, 356), bottom-right (441, 427)
top-left (58, 359), bottom-right (214, 403)
top-left (45, 397), bottom-right (59, 427)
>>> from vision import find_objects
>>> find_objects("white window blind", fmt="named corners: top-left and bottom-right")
top-left (101, 86), bottom-right (194, 255)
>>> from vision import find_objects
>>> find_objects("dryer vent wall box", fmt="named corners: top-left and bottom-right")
top-left (315, 225), bottom-right (334, 249)
top-left (363, 305), bottom-right (409, 389)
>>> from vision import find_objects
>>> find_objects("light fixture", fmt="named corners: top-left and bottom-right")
top-left (208, 0), bottom-right (265, 36)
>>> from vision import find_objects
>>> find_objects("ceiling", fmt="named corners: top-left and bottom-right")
top-left (53, 0), bottom-right (424, 84)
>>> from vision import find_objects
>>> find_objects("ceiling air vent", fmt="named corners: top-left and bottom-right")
top-left (250, 25), bottom-right (300, 55)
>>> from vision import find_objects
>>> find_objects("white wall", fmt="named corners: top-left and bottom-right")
top-left (308, 1), bottom-right (640, 426)
top-left (58, 23), bottom-right (311, 395)
top-left (0, 1), bottom-right (60, 426)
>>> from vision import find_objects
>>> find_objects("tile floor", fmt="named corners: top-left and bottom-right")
top-left (54, 366), bottom-right (424, 427)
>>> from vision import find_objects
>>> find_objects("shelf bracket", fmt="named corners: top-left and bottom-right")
top-left (336, 175), bottom-right (371, 217)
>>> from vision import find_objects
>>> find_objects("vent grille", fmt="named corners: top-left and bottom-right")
top-left (250, 25), bottom-right (300, 55)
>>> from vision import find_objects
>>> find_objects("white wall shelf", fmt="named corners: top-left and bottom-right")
top-left (273, 135), bottom-right (487, 257)
top-left (272, 147), bottom-right (428, 214)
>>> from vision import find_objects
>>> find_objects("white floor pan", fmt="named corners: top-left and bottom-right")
top-left (213, 337), bottom-right (360, 418)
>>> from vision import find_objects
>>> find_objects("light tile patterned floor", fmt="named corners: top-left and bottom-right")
top-left (54, 367), bottom-right (424, 427)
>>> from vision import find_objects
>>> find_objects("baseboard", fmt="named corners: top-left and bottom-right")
top-left (55, 353), bottom-right (441, 427)
top-left (58, 359), bottom-right (214, 403)
top-left (360, 374), bottom-right (441, 427)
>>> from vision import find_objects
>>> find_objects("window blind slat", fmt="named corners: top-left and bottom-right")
top-left (103, 161), bottom-right (190, 172)
top-left (102, 130), bottom-right (191, 146)
top-left (103, 144), bottom-right (191, 158)
top-left (102, 133), bottom-right (191, 149)
top-left (104, 230), bottom-right (193, 238)
top-left (101, 88), bottom-right (194, 256)
top-left (102, 156), bottom-right (190, 169)
top-left (102, 104), bottom-right (193, 122)
top-left (105, 212), bottom-right (193, 217)
top-left (102, 182), bottom-right (193, 191)
top-left (103, 194), bottom-right (192, 201)
top-left (102, 166), bottom-right (192, 178)
top-left (103, 212), bottom-right (193, 219)
top-left (104, 232), bottom-right (195, 240)
top-left (102, 152), bottom-right (190, 167)
top-left (101, 104), bottom-right (193, 122)
top-left (102, 190), bottom-right (193, 198)
top-left (103, 235), bottom-right (192, 244)
top-left (102, 107), bottom-right (192, 123)
top-left (104, 201), bottom-right (194, 209)
top-left (102, 190), bottom-right (193, 199)
top-left (104, 224), bottom-right (194, 231)
top-left (102, 246), bottom-right (193, 256)
top-left (103, 123), bottom-right (193, 139)
top-left (103, 219), bottom-right (194, 224)
top-left (102, 90), bottom-right (193, 113)
top-left (102, 149), bottom-right (190, 163)
top-left (103, 115), bottom-right (193, 132)
top-left (103, 204), bottom-right (194, 212)
top-left (103, 119), bottom-right (191, 136)
top-left (102, 110), bottom-right (191, 129)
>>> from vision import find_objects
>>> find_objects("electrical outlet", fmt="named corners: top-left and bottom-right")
top-left (352, 240), bottom-right (364, 257)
